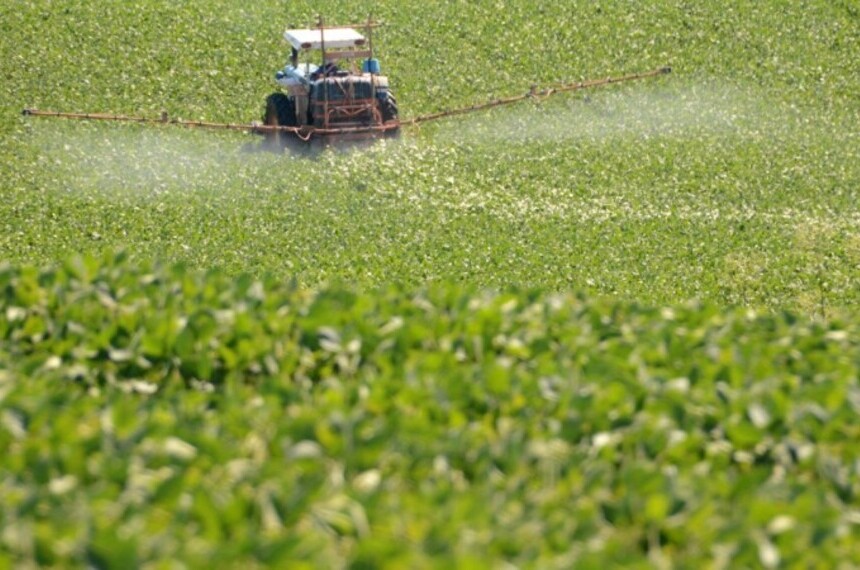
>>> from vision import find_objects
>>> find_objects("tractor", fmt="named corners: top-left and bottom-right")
top-left (263, 18), bottom-right (399, 147)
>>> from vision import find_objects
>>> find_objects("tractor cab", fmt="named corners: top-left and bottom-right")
top-left (265, 19), bottom-right (399, 144)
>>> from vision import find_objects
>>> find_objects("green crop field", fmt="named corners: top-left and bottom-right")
top-left (1, 0), bottom-right (859, 567)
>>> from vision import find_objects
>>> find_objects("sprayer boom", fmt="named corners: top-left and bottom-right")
top-left (405, 66), bottom-right (671, 125)
top-left (22, 66), bottom-right (671, 140)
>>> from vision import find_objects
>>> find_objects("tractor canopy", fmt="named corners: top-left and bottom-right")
top-left (284, 28), bottom-right (367, 51)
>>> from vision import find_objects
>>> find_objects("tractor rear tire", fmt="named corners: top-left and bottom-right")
top-left (380, 93), bottom-right (400, 139)
top-left (263, 93), bottom-right (297, 148)
top-left (380, 93), bottom-right (398, 121)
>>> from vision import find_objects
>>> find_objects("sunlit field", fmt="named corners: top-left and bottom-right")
top-left (1, 0), bottom-right (859, 567)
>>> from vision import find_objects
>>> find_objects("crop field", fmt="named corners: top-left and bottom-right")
top-left (1, 0), bottom-right (859, 568)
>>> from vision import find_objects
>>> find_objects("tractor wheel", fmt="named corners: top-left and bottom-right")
top-left (263, 93), bottom-right (297, 148)
top-left (380, 93), bottom-right (398, 121)
top-left (380, 93), bottom-right (400, 139)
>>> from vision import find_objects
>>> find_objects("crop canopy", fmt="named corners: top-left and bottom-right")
top-left (284, 28), bottom-right (367, 50)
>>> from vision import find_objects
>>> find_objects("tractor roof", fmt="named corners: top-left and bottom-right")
top-left (284, 28), bottom-right (367, 51)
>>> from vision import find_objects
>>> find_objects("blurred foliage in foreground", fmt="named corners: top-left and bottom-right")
top-left (2, 253), bottom-right (860, 568)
